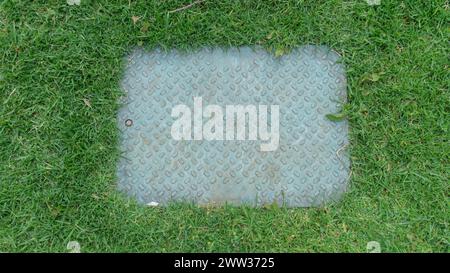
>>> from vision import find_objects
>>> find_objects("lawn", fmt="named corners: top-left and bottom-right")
top-left (0, 0), bottom-right (448, 252)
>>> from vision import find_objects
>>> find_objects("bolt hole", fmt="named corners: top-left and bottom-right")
top-left (125, 119), bottom-right (133, 127)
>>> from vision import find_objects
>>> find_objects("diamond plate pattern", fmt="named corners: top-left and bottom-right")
top-left (117, 46), bottom-right (350, 207)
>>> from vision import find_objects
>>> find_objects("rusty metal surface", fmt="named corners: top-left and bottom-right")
top-left (117, 46), bottom-right (350, 207)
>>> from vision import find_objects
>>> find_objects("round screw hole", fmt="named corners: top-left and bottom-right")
top-left (125, 119), bottom-right (133, 127)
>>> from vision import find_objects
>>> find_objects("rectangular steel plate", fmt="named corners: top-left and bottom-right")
top-left (117, 46), bottom-right (350, 207)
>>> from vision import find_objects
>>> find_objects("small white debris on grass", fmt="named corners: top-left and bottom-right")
top-left (366, 241), bottom-right (381, 253)
top-left (67, 0), bottom-right (81, 6)
top-left (131, 16), bottom-right (141, 24)
top-left (147, 201), bottom-right (159, 207)
top-left (366, 0), bottom-right (381, 6)
top-left (67, 241), bottom-right (81, 253)
top-left (82, 98), bottom-right (92, 108)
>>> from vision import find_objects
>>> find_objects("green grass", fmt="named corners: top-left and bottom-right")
top-left (0, 0), bottom-right (448, 252)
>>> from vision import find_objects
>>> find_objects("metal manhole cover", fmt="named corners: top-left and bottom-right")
top-left (117, 46), bottom-right (350, 207)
